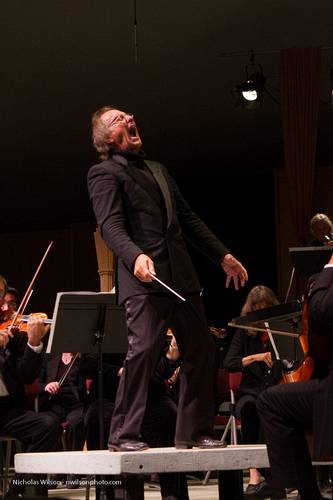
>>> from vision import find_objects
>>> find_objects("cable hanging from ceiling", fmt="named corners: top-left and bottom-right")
top-left (133, 0), bottom-right (139, 63)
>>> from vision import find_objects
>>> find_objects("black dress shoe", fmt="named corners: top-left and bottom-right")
top-left (175, 436), bottom-right (227, 449)
top-left (246, 479), bottom-right (286, 498)
top-left (244, 483), bottom-right (262, 496)
top-left (109, 439), bottom-right (149, 452)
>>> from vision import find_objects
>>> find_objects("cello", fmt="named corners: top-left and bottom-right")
top-left (263, 303), bottom-right (314, 384)
top-left (229, 300), bottom-right (314, 384)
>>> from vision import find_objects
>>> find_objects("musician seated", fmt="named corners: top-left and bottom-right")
top-left (257, 255), bottom-right (333, 500)
top-left (0, 274), bottom-right (62, 498)
top-left (309, 213), bottom-right (333, 246)
top-left (37, 352), bottom-right (86, 453)
top-left (223, 285), bottom-right (285, 499)
top-left (1, 286), bottom-right (19, 317)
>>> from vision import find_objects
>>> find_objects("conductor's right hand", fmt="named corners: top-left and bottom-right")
top-left (134, 254), bottom-right (156, 282)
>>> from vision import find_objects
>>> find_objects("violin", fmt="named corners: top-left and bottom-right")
top-left (0, 312), bottom-right (52, 335)
top-left (0, 241), bottom-right (53, 336)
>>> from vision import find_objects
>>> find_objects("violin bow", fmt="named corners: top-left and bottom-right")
top-left (57, 353), bottom-right (80, 387)
top-left (227, 322), bottom-right (299, 338)
top-left (9, 241), bottom-right (53, 331)
top-left (264, 321), bottom-right (281, 360)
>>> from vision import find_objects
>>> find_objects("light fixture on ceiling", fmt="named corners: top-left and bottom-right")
top-left (232, 51), bottom-right (267, 108)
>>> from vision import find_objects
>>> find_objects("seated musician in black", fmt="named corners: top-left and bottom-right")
top-left (37, 352), bottom-right (86, 453)
top-left (257, 254), bottom-right (333, 500)
top-left (81, 335), bottom-right (189, 500)
top-left (308, 213), bottom-right (333, 246)
top-left (0, 274), bottom-right (61, 497)
top-left (224, 285), bottom-right (285, 499)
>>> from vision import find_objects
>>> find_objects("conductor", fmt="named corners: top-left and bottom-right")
top-left (87, 106), bottom-right (248, 452)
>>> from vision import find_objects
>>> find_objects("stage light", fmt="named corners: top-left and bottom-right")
top-left (232, 52), bottom-right (267, 107)
top-left (242, 88), bottom-right (258, 101)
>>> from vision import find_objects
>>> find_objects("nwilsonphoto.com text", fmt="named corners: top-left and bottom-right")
top-left (12, 478), bottom-right (122, 487)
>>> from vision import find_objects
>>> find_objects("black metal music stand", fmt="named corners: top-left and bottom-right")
top-left (286, 246), bottom-right (333, 300)
top-left (289, 246), bottom-right (333, 280)
top-left (46, 292), bottom-right (127, 486)
top-left (229, 301), bottom-right (303, 361)
top-left (46, 291), bottom-right (127, 355)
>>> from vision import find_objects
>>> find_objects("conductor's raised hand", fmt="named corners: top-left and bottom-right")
top-left (134, 254), bottom-right (156, 282)
top-left (221, 253), bottom-right (248, 290)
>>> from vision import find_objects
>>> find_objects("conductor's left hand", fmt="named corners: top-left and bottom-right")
top-left (221, 253), bottom-right (248, 290)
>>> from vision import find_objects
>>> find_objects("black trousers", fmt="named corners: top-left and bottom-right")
top-left (84, 399), bottom-right (115, 451)
top-left (44, 403), bottom-right (85, 451)
top-left (0, 396), bottom-right (62, 496)
top-left (109, 293), bottom-right (215, 445)
top-left (85, 395), bottom-right (189, 499)
top-left (257, 379), bottom-right (319, 490)
top-left (0, 396), bottom-right (61, 453)
top-left (236, 394), bottom-right (263, 445)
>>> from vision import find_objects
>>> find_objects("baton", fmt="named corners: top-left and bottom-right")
top-left (150, 274), bottom-right (186, 302)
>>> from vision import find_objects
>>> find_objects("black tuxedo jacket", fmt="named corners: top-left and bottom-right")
top-left (0, 335), bottom-right (43, 409)
top-left (308, 266), bottom-right (333, 459)
top-left (88, 154), bottom-right (229, 303)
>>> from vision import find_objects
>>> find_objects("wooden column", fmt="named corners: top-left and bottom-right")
top-left (93, 227), bottom-right (115, 292)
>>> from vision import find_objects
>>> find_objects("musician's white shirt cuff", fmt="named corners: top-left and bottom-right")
top-left (27, 342), bottom-right (43, 353)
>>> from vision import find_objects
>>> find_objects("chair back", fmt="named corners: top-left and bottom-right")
top-left (216, 368), bottom-right (231, 402)
top-left (229, 372), bottom-right (242, 392)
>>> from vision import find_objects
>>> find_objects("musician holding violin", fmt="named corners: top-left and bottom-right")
top-left (224, 285), bottom-right (286, 499)
top-left (257, 253), bottom-right (333, 500)
top-left (1, 286), bottom-right (19, 318)
top-left (0, 275), bottom-right (62, 498)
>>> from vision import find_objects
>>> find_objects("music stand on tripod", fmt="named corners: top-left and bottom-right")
top-left (46, 292), bottom-right (127, 449)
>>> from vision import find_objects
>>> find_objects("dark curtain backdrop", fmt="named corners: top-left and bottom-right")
top-left (280, 47), bottom-right (321, 245)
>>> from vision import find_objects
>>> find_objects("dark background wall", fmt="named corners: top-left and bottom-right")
top-left (1, 0), bottom-right (332, 332)
top-left (0, 169), bottom-right (276, 330)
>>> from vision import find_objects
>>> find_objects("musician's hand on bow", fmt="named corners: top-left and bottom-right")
top-left (134, 254), bottom-right (156, 282)
top-left (45, 381), bottom-right (60, 395)
top-left (255, 352), bottom-right (273, 368)
top-left (27, 315), bottom-right (50, 347)
top-left (0, 329), bottom-right (12, 348)
top-left (221, 253), bottom-right (248, 290)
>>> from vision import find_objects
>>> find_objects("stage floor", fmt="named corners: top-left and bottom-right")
top-left (46, 477), bottom-right (304, 499)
